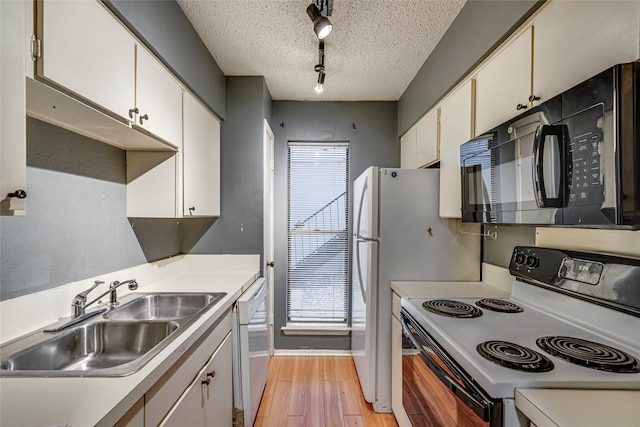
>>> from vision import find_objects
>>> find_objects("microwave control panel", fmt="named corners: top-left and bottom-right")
top-left (567, 131), bottom-right (602, 206)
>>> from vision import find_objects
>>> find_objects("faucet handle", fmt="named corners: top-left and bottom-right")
top-left (72, 280), bottom-right (104, 317)
top-left (76, 280), bottom-right (104, 300)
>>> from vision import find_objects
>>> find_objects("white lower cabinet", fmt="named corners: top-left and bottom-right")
top-left (141, 312), bottom-right (233, 427)
top-left (160, 334), bottom-right (233, 427)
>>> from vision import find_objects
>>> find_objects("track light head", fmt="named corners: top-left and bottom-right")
top-left (306, 4), bottom-right (332, 39)
top-left (315, 71), bottom-right (326, 93)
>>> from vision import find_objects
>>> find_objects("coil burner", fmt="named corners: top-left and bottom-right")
top-left (422, 300), bottom-right (482, 318)
top-left (477, 341), bottom-right (554, 372)
top-left (475, 298), bottom-right (524, 313)
top-left (537, 336), bottom-right (640, 373)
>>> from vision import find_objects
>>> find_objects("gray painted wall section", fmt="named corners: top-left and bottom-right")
top-left (398, 0), bottom-right (541, 135)
top-left (184, 77), bottom-right (270, 261)
top-left (0, 119), bottom-right (152, 301)
top-left (103, 0), bottom-right (226, 119)
top-left (272, 101), bottom-right (398, 350)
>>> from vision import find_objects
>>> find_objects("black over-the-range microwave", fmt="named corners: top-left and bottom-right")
top-left (460, 62), bottom-right (640, 228)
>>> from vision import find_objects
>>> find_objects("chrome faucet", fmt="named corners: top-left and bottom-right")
top-left (108, 279), bottom-right (139, 306)
top-left (71, 279), bottom-right (138, 318)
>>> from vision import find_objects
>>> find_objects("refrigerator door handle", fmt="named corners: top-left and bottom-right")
top-left (355, 239), bottom-right (367, 303)
top-left (355, 235), bottom-right (380, 243)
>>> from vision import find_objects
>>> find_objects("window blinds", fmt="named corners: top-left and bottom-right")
top-left (287, 143), bottom-right (349, 323)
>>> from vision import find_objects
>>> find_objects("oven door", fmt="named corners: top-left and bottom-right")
top-left (461, 124), bottom-right (568, 225)
top-left (400, 309), bottom-right (502, 427)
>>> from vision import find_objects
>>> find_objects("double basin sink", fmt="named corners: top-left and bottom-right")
top-left (0, 293), bottom-right (226, 377)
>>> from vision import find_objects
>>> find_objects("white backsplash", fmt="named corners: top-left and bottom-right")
top-left (0, 254), bottom-right (260, 343)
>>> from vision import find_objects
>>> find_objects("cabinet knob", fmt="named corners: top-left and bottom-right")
top-left (516, 103), bottom-right (528, 111)
top-left (7, 189), bottom-right (27, 199)
top-left (188, 207), bottom-right (195, 215)
top-left (128, 107), bottom-right (139, 119)
top-left (528, 94), bottom-right (540, 102)
top-left (207, 371), bottom-right (215, 378)
top-left (139, 114), bottom-right (149, 125)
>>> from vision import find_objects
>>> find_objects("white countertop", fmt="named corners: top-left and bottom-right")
top-left (0, 262), bottom-right (259, 427)
top-left (391, 280), bottom-right (511, 299)
top-left (516, 389), bottom-right (640, 427)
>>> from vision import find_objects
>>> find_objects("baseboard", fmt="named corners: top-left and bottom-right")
top-left (273, 349), bottom-right (352, 356)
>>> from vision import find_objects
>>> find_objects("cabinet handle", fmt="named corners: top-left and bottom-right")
top-left (7, 190), bottom-right (27, 199)
top-left (516, 103), bottom-right (528, 111)
top-left (202, 378), bottom-right (210, 386)
top-left (128, 107), bottom-right (139, 119)
top-left (188, 207), bottom-right (195, 215)
top-left (528, 94), bottom-right (540, 102)
top-left (207, 371), bottom-right (215, 378)
top-left (139, 114), bottom-right (149, 125)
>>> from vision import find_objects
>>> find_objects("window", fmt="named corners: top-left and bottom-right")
top-left (287, 142), bottom-right (349, 323)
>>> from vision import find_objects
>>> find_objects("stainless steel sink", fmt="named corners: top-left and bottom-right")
top-left (0, 292), bottom-right (227, 377)
top-left (1, 321), bottom-right (179, 372)
top-left (103, 293), bottom-right (225, 321)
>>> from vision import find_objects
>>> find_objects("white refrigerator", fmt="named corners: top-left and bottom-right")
top-left (351, 167), bottom-right (481, 412)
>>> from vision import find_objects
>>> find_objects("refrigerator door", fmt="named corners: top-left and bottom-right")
top-left (351, 166), bottom-right (379, 404)
top-left (373, 168), bottom-right (480, 412)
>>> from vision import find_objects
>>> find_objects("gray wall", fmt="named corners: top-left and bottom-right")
top-left (0, 119), bottom-right (156, 300)
top-left (272, 101), bottom-right (398, 350)
top-left (103, 0), bottom-right (226, 119)
top-left (398, 0), bottom-right (541, 135)
top-left (184, 77), bottom-right (272, 262)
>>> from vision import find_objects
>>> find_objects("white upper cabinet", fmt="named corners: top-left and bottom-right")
top-left (1, 0), bottom-right (27, 215)
top-left (533, 1), bottom-right (640, 105)
top-left (37, 0), bottom-right (135, 121)
top-left (416, 109), bottom-right (439, 168)
top-left (400, 128), bottom-right (418, 169)
top-left (183, 93), bottom-right (221, 217)
top-left (135, 45), bottom-right (184, 148)
top-left (475, 27), bottom-right (532, 136)
top-left (439, 80), bottom-right (473, 218)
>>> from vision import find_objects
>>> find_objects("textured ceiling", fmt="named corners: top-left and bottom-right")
top-left (176, 0), bottom-right (466, 101)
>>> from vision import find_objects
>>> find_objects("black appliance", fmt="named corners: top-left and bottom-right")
top-left (460, 62), bottom-right (640, 227)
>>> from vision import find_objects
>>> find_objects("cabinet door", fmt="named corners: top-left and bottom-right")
top-left (416, 109), bottom-right (439, 168)
top-left (392, 315), bottom-right (411, 427)
top-left (475, 28), bottom-right (531, 136)
top-left (160, 335), bottom-right (232, 427)
top-left (1, 0), bottom-right (27, 215)
top-left (203, 334), bottom-right (233, 427)
top-left (135, 46), bottom-right (183, 148)
top-left (400, 128), bottom-right (418, 169)
top-left (439, 80), bottom-right (473, 218)
top-left (533, 1), bottom-right (640, 105)
top-left (183, 93), bottom-right (221, 217)
top-left (38, 0), bottom-right (135, 121)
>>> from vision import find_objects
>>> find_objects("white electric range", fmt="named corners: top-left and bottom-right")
top-left (400, 246), bottom-right (640, 427)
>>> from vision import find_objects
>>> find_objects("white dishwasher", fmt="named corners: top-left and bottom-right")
top-left (232, 277), bottom-right (269, 427)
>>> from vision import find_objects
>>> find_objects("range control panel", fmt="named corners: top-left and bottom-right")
top-left (508, 247), bottom-right (640, 315)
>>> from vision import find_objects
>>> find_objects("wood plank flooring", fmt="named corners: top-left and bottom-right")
top-left (255, 356), bottom-right (398, 427)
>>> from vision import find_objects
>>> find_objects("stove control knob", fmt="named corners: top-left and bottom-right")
top-left (525, 255), bottom-right (539, 268)
top-left (514, 253), bottom-right (526, 264)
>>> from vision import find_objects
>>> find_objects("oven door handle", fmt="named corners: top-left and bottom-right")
top-left (400, 312), bottom-right (491, 422)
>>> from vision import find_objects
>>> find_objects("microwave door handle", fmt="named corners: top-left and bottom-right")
top-left (533, 125), bottom-right (567, 208)
top-left (400, 313), bottom-right (491, 421)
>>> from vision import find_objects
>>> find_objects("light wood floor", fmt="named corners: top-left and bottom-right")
top-left (254, 356), bottom-right (399, 427)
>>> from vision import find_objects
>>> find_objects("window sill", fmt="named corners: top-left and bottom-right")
top-left (281, 324), bottom-right (351, 336)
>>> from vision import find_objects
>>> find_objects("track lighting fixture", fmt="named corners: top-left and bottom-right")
top-left (314, 40), bottom-right (326, 93)
top-left (306, 3), bottom-right (332, 39)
